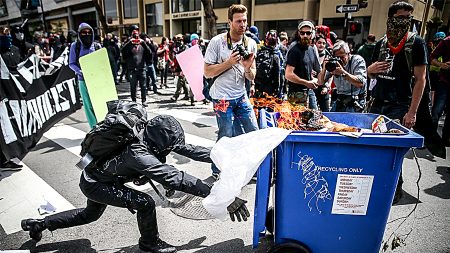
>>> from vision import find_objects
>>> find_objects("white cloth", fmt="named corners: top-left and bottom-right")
top-left (202, 127), bottom-right (291, 219)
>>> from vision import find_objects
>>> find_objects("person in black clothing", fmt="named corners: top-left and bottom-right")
top-left (140, 33), bottom-right (158, 94)
top-left (0, 27), bottom-right (24, 170)
top-left (122, 30), bottom-right (152, 106)
top-left (21, 115), bottom-right (250, 253)
top-left (285, 20), bottom-right (321, 107)
top-left (368, 1), bottom-right (445, 203)
top-left (254, 30), bottom-right (281, 97)
top-left (10, 26), bottom-right (33, 61)
top-left (103, 33), bottom-right (121, 85)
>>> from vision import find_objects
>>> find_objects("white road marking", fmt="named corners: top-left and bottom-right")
top-left (149, 108), bottom-right (217, 128)
top-left (0, 163), bottom-right (75, 234)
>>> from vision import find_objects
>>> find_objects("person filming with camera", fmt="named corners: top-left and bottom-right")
top-left (318, 40), bottom-right (367, 112)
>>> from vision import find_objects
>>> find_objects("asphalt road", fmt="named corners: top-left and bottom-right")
top-left (1, 77), bottom-right (449, 253)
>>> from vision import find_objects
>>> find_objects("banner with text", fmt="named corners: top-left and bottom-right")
top-left (0, 48), bottom-right (80, 160)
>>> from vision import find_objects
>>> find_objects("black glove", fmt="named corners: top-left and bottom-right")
top-left (227, 197), bottom-right (250, 222)
top-left (133, 176), bottom-right (149, 186)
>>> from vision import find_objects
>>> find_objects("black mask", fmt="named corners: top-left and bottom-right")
top-left (80, 34), bottom-right (93, 47)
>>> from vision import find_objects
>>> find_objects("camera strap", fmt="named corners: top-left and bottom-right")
top-left (226, 31), bottom-right (248, 50)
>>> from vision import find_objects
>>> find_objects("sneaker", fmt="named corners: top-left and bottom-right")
top-left (139, 238), bottom-right (177, 253)
top-left (170, 97), bottom-right (177, 102)
top-left (1, 161), bottom-right (23, 169)
top-left (181, 96), bottom-right (189, 100)
top-left (212, 172), bottom-right (220, 181)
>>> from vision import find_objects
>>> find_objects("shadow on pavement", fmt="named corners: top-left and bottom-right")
top-left (393, 189), bottom-right (422, 206)
top-left (424, 166), bottom-right (450, 199)
top-left (404, 148), bottom-right (436, 162)
top-left (19, 238), bottom-right (96, 252)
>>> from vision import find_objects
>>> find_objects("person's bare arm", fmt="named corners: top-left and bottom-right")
top-left (285, 65), bottom-right (318, 89)
top-left (204, 51), bottom-right (240, 78)
top-left (403, 64), bottom-right (426, 128)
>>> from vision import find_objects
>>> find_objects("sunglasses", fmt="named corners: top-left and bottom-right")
top-left (299, 31), bottom-right (312, 36)
top-left (80, 31), bottom-right (92, 35)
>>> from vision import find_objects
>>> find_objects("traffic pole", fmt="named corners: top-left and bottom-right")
top-left (342, 0), bottom-right (351, 41)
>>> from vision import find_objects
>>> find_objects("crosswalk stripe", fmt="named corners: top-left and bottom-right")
top-left (1, 108), bottom-right (216, 235)
top-left (0, 163), bottom-right (75, 234)
top-left (149, 108), bottom-right (217, 128)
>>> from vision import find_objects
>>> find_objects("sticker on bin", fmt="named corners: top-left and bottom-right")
top-left (331, 174), bottom-right (374, 216)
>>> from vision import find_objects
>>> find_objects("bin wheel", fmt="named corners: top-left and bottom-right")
top-left (265, 207), bottom-right (274, 234)
top-left (271, 242), bottom-right (311, 253)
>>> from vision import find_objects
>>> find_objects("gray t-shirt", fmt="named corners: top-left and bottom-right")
top-left (204, 33), bottom-right (257, 100)
top-left (325, 54), bottom-right (367, 95)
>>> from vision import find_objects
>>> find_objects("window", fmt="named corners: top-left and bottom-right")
top-left (123, 0), bottom-right (138, 18)
top-left (146, 3), bottom-right (163, 37)
top-left (213, 0), bottom-right (240, 9)
top-left (172, 0), bottom-right (201, 13)
top-left (0, 0), bottom-right (7, 17)
top-left (255, 0), bottom-right (301, 4)
top-left (104, 0), bottom-right (117, 20)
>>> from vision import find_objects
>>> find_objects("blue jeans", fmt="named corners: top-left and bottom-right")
top-left (308, 89), bottom-right (318, 110)
top-left (211, 94), bottom-right (259, 174)
top-left (432, 80), bottom-right (450, 141)
top-left (146, 64), bottom-right (158, 92)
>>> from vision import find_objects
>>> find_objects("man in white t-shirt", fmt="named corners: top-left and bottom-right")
top-left (204, 4), bottom-right (258, 177)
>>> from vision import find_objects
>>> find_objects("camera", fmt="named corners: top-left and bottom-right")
top-left (233, 44), bottom-right (250, 60)
top-left (325, 57), bottom-right (342, 72)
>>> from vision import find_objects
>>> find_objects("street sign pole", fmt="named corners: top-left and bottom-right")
top-left (342, 0), bottom-right (351, 41)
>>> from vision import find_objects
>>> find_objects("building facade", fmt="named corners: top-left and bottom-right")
top-left (0, 0), bottom-right (449, 44)
top-left (0, 0), bottom-right (98, 36)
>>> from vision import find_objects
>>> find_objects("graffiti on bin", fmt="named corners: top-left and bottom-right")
top-left (293, 153), bottom-right (332, 213)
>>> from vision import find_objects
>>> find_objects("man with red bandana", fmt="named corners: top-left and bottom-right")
top-left (367, 1), bottom-right (431, 204)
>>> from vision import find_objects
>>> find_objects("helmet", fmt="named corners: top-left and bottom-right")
top-left (129, 25), bottom-right (139, 34)
top-left (265, 30), bottom-right (278, 47)
top-left (434, 31), bottom-right (446, 41)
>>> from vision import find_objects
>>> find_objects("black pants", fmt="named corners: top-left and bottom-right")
top-left (130, 69), bottom-right (147, 103)
top-left (43, 174), bottom-right (158, 244)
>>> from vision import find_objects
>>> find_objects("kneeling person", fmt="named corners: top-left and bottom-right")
top-left (21, 115), bottom-right (249, 253)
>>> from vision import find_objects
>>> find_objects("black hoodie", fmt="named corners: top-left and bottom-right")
top-left (89, 115), bottom-right (212, 197)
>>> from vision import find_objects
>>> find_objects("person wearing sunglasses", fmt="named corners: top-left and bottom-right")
top-left (285, 20), bottom-right (321, 107)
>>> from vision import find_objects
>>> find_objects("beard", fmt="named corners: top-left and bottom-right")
top-left (300, 37), bottom-right (310, 47)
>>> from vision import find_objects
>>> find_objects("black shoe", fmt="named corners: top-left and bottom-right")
top-left (392, 188), bottom-right (403, 205)
top-left (1, 161), bottom-right (23, 169)
top-left (139, 238), bottom-right (177, 253)
top-left (190, 97), bottom-right (195, 106)
top-left (21, 219), bottom-right (47, 242)
top-left (181, 96), bottom-right (189, 100)
top-left (212, 172), bottom-right (220, 181)
top-left (170, 97), bottom-right (177, 102)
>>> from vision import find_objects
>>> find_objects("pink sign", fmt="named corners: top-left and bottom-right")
top-left (176, 45), bottom-right (205, 101)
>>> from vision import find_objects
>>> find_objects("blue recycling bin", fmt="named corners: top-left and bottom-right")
top-left (253, 110), bottom-right (424, 253)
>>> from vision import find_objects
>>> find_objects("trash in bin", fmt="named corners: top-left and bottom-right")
top-left (253, 110), bottom-right (423, 253)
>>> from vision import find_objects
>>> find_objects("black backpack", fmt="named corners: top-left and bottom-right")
top-left (254, 47), bottom-right (280, 94)
top-left (77, 100), bottom-right (147, 170)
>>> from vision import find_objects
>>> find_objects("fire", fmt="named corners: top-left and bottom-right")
top-left (251, 95), bottom-right (358, 132)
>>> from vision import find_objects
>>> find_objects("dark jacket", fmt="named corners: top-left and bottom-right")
top-left (88, 115), bottom-right (212, 198)
top-left (122, 39), bottom-right (151, 71)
